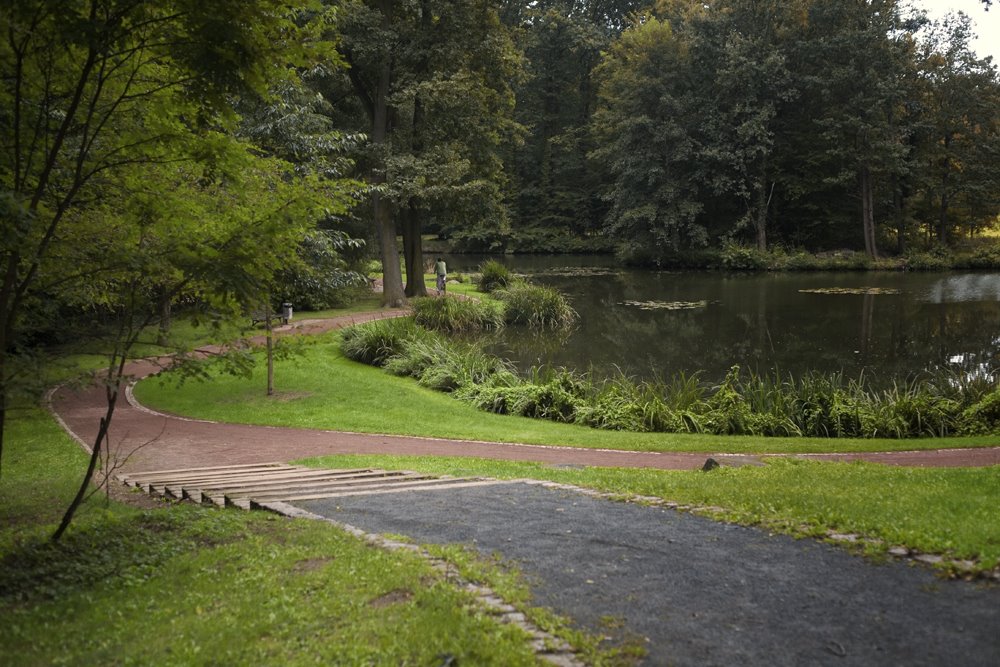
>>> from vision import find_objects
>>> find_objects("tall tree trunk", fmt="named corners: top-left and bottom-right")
top-left (265, 301), bottom-right (274, 396)
top-left (754, 174), bottom-right (772, 253)
top-left (156, 290), bottom-right (171, 347)
top-left (893, 174), bottom-right (906, 256)
top-left (860, 166), bottom-right (878, 260)
top-left (938, 189), bottom-right (950, 246)
top-left (372, 0), bottom-right (405, 308)
top-left (402, 201), bottom-right (427, 298)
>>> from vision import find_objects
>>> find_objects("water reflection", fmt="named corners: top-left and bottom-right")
top-left (445, 255), bottom-right (1000, 385)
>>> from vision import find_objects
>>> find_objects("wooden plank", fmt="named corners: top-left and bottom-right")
top-left (199, 472), bottom-right (426, 496)
top-left (125, 464), bottom-right (301, 485)
top-left (123, 462), bottom-right (289, 479)
top-left (188, 468), bottom-right (394, 489)
top-left (243, 476), bottom-right (480, 501)
top-left (259, 479), bottom-right (517, 503)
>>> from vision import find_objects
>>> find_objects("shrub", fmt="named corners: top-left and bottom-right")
top-left (477, 259), bottom-right (513, 293)
top-left (905, 247), bottom-right (951, 271)
top-left (411, 296), bottom-right (504, 333)
top-left (960, 390), bottom-right (1000, 435)
top-left (957, 244), bottom-right (1000, 270)
top-left (720, 244), bottom-right (769, 271)
top-left (494, 281), bottom-right (577, 329)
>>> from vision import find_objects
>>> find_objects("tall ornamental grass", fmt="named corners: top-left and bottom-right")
top-left (476, 259), bottom-right (513, 293)
top-left (341, 319), bottom-right (1000, 439)
top-left (411, 296), bottom-right (505, 333)
top-left (494, 282), bottom-right (577, 329)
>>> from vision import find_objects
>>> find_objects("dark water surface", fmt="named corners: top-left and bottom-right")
top-left (444, 255), bottom-right (1000, 384)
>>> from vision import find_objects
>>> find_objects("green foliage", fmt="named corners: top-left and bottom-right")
top-left (960, 390), bottom-right (1000, 435)
top-left (411, 296), bottom-right (505, 333)
top-left (339, 317), bottom-right (435, 366)
top-left (477, 260), bottom-right (514, 293)
top-left (719, 244), bottom-right (769, 272)
top-left (337, 321), bottom-right (991, 440)
top-left (494, 282), bottom-right (577, 329)
top-left (904, 248), bottom-right (952, 271)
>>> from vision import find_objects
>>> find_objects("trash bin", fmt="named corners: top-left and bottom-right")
top-left (281, 302), bottom-right (293, 324)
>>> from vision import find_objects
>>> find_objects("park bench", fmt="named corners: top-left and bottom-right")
top-left (250, 303), bottom-right (293, 327)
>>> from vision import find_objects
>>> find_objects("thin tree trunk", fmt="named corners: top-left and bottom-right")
top-left (860, 166), bottom-right (878, 260)
top-left (156, 291), bottom-right (171, 347)
top-left (52, 354), bottom-right (124, 541)
top-left (265, 302), bottom-right (274, 396)
top-left (755, 176), bottom-right (772, 253)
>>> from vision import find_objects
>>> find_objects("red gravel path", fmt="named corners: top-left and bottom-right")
top-left (49, 310), bottom-right (1000, 473)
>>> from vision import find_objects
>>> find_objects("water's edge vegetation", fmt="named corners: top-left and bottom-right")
top-left (342, 301), bottom-right (1000, 440)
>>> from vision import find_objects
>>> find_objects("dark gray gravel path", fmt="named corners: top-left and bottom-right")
top-left (296, 483), bottom-right (999, 667)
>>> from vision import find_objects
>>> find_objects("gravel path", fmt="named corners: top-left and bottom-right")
top-left (46, 309), bottom-right (1000, 665)
top-left (298, 483), bottom-right (1000, 666)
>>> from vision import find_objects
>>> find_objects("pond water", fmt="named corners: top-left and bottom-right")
top-left (442, 254), bottom-right (1000, 385)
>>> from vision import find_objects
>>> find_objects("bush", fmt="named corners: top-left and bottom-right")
top-left (905, 246), bottom-right (951, 271)
top-left (720, 244), bottom-right (769, 272)
top-left (960, 390), bottom-right (1000, 434)
top-left (477, 259), bottom-right (513, 293)
top-left (411, 296), bottom-right (504, 333)
top-left (494, 282), bottom-right (577, 329)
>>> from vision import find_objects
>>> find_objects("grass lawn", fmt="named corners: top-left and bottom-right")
top-left (0, 410), bottom-right (591, 666)
top-left (297, 453), bottom-right (1000, 574)
top-left (136, 329), bottom-right (999, 455)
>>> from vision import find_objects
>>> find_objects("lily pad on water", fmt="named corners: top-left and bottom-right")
top-left (799, 287), bottom-right (900, 295)
top-left (537, 267), bottom-right (623, 278)
top-left (622, 299), bottom-right (709, 311)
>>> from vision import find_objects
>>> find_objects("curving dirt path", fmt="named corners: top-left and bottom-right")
top-left (49, 309), bottom-right (1000, 474)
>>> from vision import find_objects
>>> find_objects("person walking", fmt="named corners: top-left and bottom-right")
top-left (434, 257), bottom-right (448, 295)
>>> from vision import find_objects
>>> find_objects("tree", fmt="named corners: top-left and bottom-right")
top-left (591, 15), bottom-right (711, 260)
top-left (0, 1), bottom-right (354, 533)
top-left (915, 12), bottom-right (1000, 244)
top-left (335, 0), bottom-right (520, 302)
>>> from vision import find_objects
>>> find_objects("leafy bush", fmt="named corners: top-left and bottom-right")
top-left (720, 244), bottom-right (769, 271)
top-left (956, 244), bottom-right (1000, 270)
top-left (411, 296), bottom-right (504, 333)
top-left (477, 259), bottom-right (513, 293)
top-left (960, 390), bottom-right (1000, 434)
top-left (905, 250), bottom-right (951, 271)
top-left (494, 282), bottom-right (577, 329)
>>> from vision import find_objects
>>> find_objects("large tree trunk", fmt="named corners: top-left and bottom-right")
top-left (372, 0), bottom-right (405, 308)
top-left (860, 166), bottom-right (878, 260)
top-left (402, 202), bottom-right (427, 298)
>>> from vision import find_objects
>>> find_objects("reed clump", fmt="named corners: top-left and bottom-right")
top-left (341, 318), bottom-right (1000, 438)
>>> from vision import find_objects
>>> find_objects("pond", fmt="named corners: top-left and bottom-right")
top-left (442, 254), bottom-right (1000, 385)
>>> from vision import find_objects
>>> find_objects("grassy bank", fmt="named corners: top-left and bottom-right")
top-left (0, 409), bottom-right (583, 666)
top-left (297, 453), bottom-right (1000, 575)
top-left (136, 331), bottom-right (998, 454)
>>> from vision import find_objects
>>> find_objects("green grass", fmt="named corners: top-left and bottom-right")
top-left (0, 410), bottom-right (567, 666)
top-left (297, 453), bottom-right (1000, 574)
top-left (135, 331), bottom-right (999, 454)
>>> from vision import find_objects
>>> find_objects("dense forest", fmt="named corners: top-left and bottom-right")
top-left (495, 0), bottom-right (1000, 264)
top-left (324, 0), bottom-right (1000, 301)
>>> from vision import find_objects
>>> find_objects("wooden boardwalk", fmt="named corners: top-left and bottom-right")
top-left (118, 463), bottom-right (517, 510)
